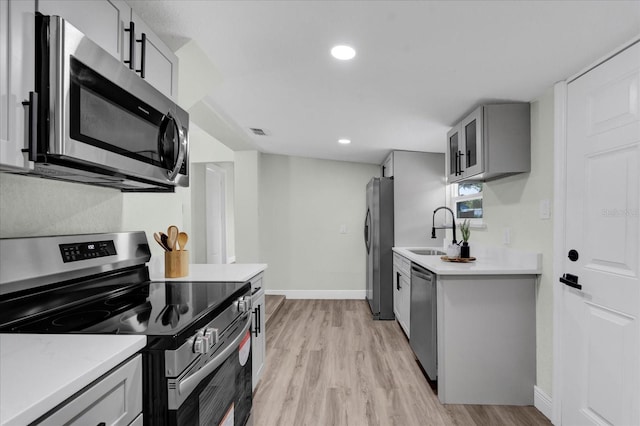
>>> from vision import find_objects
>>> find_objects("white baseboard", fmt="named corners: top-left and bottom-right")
top-left (265, 289), bottom-right (366, 299)
top-left (534, 386), bottom-right (553, 422)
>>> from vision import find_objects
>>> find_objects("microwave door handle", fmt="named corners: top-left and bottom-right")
top-left (167, 116), bottom-right (186, 181)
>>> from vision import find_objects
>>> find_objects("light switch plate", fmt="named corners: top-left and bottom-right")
top-left (339, 224), bottom-right (348, 234)
top-left (539, 199), bottom-right (551, 220)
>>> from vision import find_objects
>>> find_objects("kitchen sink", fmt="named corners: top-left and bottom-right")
top-left (407, 248), bottom-right (445, 256)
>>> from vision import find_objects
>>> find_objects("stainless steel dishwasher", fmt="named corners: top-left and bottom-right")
top-left (410, 263), bottom-right (437, 381)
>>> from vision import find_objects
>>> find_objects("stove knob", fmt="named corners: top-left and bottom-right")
top-left (237, 296), bottom-right (252, 313)
top-left (203, 328), bottom-right (218, 349)
top-left (193, 329), bottom-right (208, 354)
top-left (193, 335), bottom-right (207, 354)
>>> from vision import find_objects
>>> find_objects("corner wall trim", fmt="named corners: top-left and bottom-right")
top-left (265, 289), bottom-right (366, 300)
top-left (534, 386), bottom-right (553, 422)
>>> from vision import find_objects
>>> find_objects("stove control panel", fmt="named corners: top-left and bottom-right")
top-left (59, 240), bottom-right (117, 263)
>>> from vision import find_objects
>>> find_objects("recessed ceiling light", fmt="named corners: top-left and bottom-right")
top-left (338, 139), bottom-right (351, 145)
top-left (331, 45), bottom-right (356, 60)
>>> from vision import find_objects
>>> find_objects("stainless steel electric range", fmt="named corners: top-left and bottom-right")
top-left (0, 232), bottom-right (253, 426)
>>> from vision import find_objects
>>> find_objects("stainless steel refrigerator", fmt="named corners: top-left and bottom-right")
top-left (364, 177), bottom-right (394, 320)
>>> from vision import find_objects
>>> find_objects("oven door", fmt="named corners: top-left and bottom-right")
top-left (168, 316), bottom-right (252, 426)
top-left (40, 15), bottom-right (189, 187)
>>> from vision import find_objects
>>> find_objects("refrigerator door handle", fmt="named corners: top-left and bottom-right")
top-left (364, 208), bottom-right (371, 254)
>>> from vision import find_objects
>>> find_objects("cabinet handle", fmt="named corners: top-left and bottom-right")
top-left (396, 272), bottom-right (401, 290)
top-left (457, 150), bottom-right (464, 176)
top-left (252, 308), bottom-right (259, 337)
top-left (97, 423), bottom-right (106, 426)
top-left (136, 33), bottom-right (147, 78)
top-left (21, 92), bottom-right (38, 161)
top-left (257, 304), bottom-right (262, 335)
top-left (124, 21), bottom-right (135, 70)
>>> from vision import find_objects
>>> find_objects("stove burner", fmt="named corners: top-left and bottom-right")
top-left (118, 304), bottom-right (153, 332)
top-left (52, 310), bottom-right (112, 327)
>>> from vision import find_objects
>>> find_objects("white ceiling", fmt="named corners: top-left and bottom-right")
top-left (128, 0), bottom-right (640, 164)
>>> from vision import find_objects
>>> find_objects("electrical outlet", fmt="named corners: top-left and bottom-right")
top-left (503, 227), bottom-right (511, 245)
top-left (339, 224), bottom-right (348, 234)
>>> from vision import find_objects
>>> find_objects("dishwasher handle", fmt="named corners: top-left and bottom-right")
top-left (411, 265), bottom-right (433, 282)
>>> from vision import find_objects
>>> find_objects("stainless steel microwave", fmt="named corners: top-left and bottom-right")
top-left (30, 15), bottom-right (189, 191)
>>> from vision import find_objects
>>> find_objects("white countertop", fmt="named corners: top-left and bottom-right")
top-left (0, 334), bottom-right (146, 426)
top-left (150, 262), bottom-right (267, 282)
top-left (393, 246), bottom-right (541, 275)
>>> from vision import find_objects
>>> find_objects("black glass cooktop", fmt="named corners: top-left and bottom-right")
top-left (0, 267), bottom-right (249, 339)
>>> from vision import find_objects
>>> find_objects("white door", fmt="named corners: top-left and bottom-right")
top-left (561, 41), bottom-right (640, 425)
top-left (205, 165), bottom-right (227, 264)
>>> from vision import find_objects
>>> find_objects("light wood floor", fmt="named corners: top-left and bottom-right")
top-left (265, 294), bottom-right (286, 325)
top-left (253, 299), bottom-right (551, 426)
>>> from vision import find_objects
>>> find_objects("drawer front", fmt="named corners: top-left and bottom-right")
top-left (400, 258), bottom-right (411, 277)
top-left (393, 253), bottom-right (403, 270)
top-left (39, 355), bottom-right (143, 426)
top-left (251, 272), bottom-right (264, 294)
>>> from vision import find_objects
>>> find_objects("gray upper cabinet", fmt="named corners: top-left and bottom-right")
top-left (381, 152), bottom-right (394, 177)
top-left (381, 150), bottom-right (446, 247)
top-left (37, 0), bottom-right (179, 101)
top-left (0, 0), bottom-right (35, 172)
top-left (130, 10), bottom-right (179, 101)
top-left (37, 0), bottom-right (130, 61)
top-left (447, 103), bottom-right (530, 183)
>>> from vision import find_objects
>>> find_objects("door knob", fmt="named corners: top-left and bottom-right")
top-left (568, 249), bottom-right (579, 262)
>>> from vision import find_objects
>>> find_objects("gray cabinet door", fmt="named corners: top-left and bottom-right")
top-left (447, 125), bottom-right (461, 182)
top-left (460, 107), bottom-right (484, 178)
top-left (37, 0), bottom-right (131, 61)
top-left (0, 0), bottom-right (35, 171)
top-left (131, 10), bottom-right (179, 101)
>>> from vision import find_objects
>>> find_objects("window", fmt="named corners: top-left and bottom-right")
top-left (452, 182), bottom-right (483, 224)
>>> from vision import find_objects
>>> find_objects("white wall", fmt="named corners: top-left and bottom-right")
top-left (469, 88), bottom-right (555, 396)
top-left (258, 154), bottom-right (378, 296)
top-left (234, 151), bottom-right (261, 263)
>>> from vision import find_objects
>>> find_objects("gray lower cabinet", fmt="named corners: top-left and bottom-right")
top-left (392, 253), bottom-right (411, 337)
top-left (40, 354), bottom-right (143, 425)
top-left (436, 274), bottom-right (536, 405)
top-left (251, 273), bottom-right (266, 391)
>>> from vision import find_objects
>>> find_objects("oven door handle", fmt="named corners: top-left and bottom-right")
top-left (177, 315), bottom-right (251, 403)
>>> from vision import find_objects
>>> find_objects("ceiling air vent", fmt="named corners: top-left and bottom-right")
top-left (249, 128), bottom-right (267, 136)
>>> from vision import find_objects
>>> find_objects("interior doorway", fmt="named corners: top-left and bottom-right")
top-left (206, 164), bottom-right (227, 264)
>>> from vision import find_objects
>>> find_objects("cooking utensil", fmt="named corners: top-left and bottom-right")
top-left (167, 225), bottom-right (179, 251)
top-left (177, 232), bottom-right (188, 251)
top-left (154, 232), bottom-right (169, 251)
top-left (160, 232), bottom-right (170, 251)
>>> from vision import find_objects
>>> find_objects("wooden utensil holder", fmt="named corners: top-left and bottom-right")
top-left (165, 250), bottom-right (189, 278)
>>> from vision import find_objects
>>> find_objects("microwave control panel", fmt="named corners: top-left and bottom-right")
top-left (59, 240), bottom-right (117, 263)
